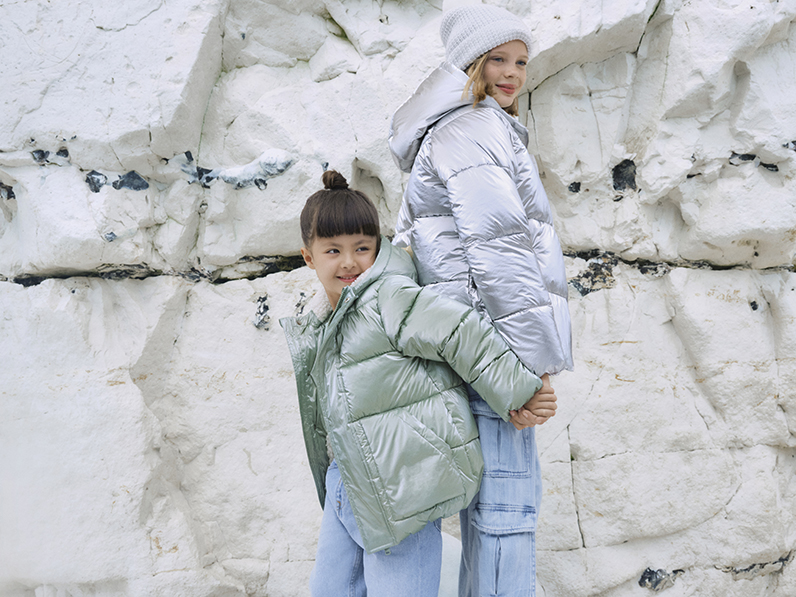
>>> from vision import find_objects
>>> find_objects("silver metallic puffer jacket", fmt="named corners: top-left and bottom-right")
top-left (389, 61), bottom-right (573, 375)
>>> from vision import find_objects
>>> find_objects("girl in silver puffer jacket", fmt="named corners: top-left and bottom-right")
top-left (388, 6), bottom-right (574, 596)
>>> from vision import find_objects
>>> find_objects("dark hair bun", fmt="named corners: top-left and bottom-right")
top-left (322, 170), bottom-right (349, 190)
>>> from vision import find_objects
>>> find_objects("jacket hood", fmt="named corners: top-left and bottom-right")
top-left (388, 61), bottom-right (529, 173)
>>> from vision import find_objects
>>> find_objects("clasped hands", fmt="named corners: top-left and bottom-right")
top-left (508, 373), bottom-right (557, 431)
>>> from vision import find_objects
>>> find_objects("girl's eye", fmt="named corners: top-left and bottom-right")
top-left (517, 60), bottom-right (527, 67)
top-left (326, 249), bottom-right (339, 254)
top-left (491, 56), bottom-right (503, 62)
top-left (356, 246), bottom-right (371, 252)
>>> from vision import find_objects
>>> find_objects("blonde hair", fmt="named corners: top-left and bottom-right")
top-left (462, 53), bottom-right (520, 117)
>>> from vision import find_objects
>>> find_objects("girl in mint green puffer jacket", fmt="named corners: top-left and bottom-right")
top-left (280, 171), bottom-right (553, 596)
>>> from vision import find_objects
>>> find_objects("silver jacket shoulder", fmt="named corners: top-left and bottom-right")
top-left (388, 63), bottom-right (574, 375)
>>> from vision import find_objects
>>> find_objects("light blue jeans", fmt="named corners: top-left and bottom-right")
top-left (459, 388), bottom-right (542, 597)
top-left (310, 460), bottom-right (443, 597)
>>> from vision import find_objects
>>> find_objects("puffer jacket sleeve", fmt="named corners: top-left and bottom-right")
top-left (377, 276), bottom-right (543, 422)
top-left (428, 113), bottom-right (570, 376)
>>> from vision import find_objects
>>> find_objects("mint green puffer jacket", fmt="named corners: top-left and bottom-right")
top-left (280, 239), bottom-right (542, 553)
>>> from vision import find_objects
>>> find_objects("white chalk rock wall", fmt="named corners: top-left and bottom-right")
top-left (0, 0), bottom-right (794, 595)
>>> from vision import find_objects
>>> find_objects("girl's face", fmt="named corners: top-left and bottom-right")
top-left (301, 233), bottom-right (378, 309)
top-left (483, 40), bottom-right (528, 108)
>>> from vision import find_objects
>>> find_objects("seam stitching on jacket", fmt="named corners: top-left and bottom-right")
top-left (349, 419), bottom-right (399, 548)
top-left (345, 389), bottom-right (459, 424)
top-left (464, 229), bottom-right (529, 249)
top-left (445, 161), bottom-right (510, 183)
top-left (468, 347), bottom-right (511, 388)
top-left (438, 308), bottom-right (472, 356)
top-left (392, 284), bottom-right (422, 348)
top-left (343, 348), bottom-right (393, 366)
top-left (493, 302), bottom-right (553, 323)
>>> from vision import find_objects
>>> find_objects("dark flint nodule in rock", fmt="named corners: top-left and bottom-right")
top-left (56, 148), bottom-right (69, 158)
top-left (112, 171), bottom-right (149, 191)
top-left (85, 170), bottom-right (108, 193)
top-left (612, 160), bottom-right (636, 192)
top-left (638, 262), bottom-right (670, 278)
top-left (97, 263), bottom-right (157, 280)
top-left (197, 167), bottom-right (216, 188)
top-left (294, 292), bottom-right (308, 316)
top-left (31, 150), bottom-right (49, 163)
top-left (638, 568), bottom-right (684, 592)
top-left (568, 182), bottom-right (581, 193)
top-left (569, 253), bottom-right (618, 296)
top-left (254, 295), bottom-right (271, 329)
top-left (0, 182), bottom-right (15, 201)
top-left (729, 152), bottom-right (756, 165)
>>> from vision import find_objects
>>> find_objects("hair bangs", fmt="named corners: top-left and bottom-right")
top-left (300, 182), bottom-right (380, 247)
top-left (314, 193), bottom-right (380, 240)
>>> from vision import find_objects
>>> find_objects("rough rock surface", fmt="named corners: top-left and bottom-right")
top-left (1, 0), bottom-right (794, 595)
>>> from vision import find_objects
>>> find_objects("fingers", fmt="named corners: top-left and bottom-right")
top-left (528, 399), bottom-right (557, 418)
top-left (523, 395), bottom-right (557, 414)
top-left (509, 408), bottom-right (540, 430)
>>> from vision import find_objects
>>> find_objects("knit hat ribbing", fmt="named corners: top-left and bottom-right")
top-left (440, 5), bottom-right (532, 71)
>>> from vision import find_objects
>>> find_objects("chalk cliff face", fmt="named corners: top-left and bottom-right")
top-left (1, 0), bottom-right (794, 595)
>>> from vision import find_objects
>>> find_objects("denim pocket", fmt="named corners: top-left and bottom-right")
top-left (470, 503), bottom-right (537, 534)
top-left (476, 413), bottom-right (533, 477)
top-left (467, 396), bottom-right (541, 534)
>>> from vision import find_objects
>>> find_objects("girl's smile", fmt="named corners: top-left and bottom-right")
top-left (495, 84), bottom-right (517, 94)
top-left (337, 273), bottom-right (361, 283)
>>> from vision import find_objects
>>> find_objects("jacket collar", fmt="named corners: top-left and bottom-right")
top-left (388, 61), bottom-right (529, 173)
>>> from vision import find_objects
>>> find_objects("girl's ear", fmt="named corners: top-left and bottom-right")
top-left (300, 247), bottom-right (316, 270)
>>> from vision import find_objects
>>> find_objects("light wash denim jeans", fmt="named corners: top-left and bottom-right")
top-left (310, 460), bottom-right (443, 597)
top-left (459, 387), bottom-right (542, 597)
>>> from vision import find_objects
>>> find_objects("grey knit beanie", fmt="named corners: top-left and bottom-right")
top-left (440, 5), bottom-right (532, 71)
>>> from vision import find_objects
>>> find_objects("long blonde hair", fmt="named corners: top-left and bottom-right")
top-left (463, 53), bottom-right (520, 117)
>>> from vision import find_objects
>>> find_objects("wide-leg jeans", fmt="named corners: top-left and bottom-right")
top-left (310, 460), bottom-right (443, 597)
top-left (459, 388), bottom-right (542, 597)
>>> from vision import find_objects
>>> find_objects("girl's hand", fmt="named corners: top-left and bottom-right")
top-left (509, 407), bottom-right (546, 430)
top-left (509, 374), bottom-right (557, 430)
